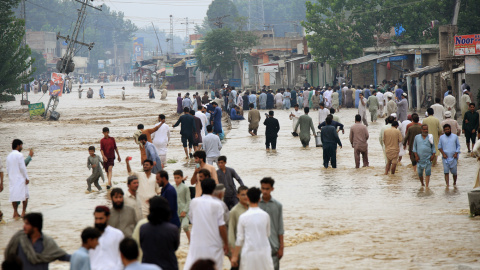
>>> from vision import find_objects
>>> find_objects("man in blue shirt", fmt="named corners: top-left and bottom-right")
top-left (230, 106), bottom-right (245, 120)
top-left (438, 124), bottom-right (461, 186)
top-left (395, 83), bottom-right (404, 100)
top-left (70, 227), bottom-right (101, 270)
top-left (413, 124), bottom-right (436, 187)
top-left (210, 102), bottom-right (223, 135)
top-left (157, 170), bottom-right (181, 228)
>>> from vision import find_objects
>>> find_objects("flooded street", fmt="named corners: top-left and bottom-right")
top-left (1, 82), bottom-right (479, 269)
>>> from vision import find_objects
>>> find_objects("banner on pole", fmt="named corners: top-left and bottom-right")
top-left (49, 72), bottom-right (64, 97)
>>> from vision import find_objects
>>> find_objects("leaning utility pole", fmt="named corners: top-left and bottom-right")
top-left (169, 15), bottom-right (174, 55)
top-left (210, 15), bottom-right (230, 29)
top-left (151, 22), bottom-right (163, 55)
top-left (44, 0), bottom-right (101, 119)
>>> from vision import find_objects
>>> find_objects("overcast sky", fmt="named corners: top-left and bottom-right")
top-left (98, 0), bottom-right (213, 35)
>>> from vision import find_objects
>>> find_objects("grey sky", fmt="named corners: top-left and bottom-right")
top-left (98, 0), bottom-right (213, 34)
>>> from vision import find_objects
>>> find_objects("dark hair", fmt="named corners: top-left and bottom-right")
top-left (148, 196), bottom-right (171, 225)
top-left (81, 227), bottom-right (101, 244)
top-left (304, 107), bottom-right (309, 114)
top-left (326, 116), bottom-right (332, 125)
top-left (206, 125), bottom-right (213, 132)
top-left (12, 139), bottom-right (23, 150)
top-left (443, 123), bottom-right (451, 130)
top-left (249, 103), bottom-right (254, 108)
top-left (392, 121), bottom-right (399, 127)
top-left (137, 124), bottom-right (144, 130)
top-left (189, 110), bottom-right (195, 115)
top-left (88, 146), bottom-right (95, 151)
top-left (102, 127), bottom-right (109, 133)
top-left (193, 150), bottom-right (206, 162)
top-left (435, 97), bottom-right (440, 103)
top-left (24, 213), bottom-right (43, 233)
top-left (201, 178), bottom-right (216, 195)
top-left (1, 256), bottom-right (23, 270)
top-left (127, 175), bottom-right (138, 185)
top-left (94, 206), bottom-right (110, 217)
top-left (217, 156), bottom-right (227, 163)
top-left (355, 114), bottom-right (361, 122)
top-left (462, 79), bottom-right (466, 83)
top-left (138, 134), bottom-right (147, 141)
top-left (269, 111), bottom-right (274, 116)
top-left (159, 114), bottom-right (166, 120)
top-left (466, 85), bottom-right (471, 91)
top-left (143, 159), bottom-right (153, 166)
top-left (427, 108), bottom-right (434, 115)
top-left (386, 116), bottom-right (394, 124)
top-left (238, 186), bottom-right (248, 194)
top-left (412, 114), bottom-right (420, 123)
top-left (184, 107), bottom-right (190, 113)
top-left (330, 108), bottom-right (335, 114)
top-left (198, 168), bottom-right (211, 178)
top-left (247, 187), bottom-right (261, 203)
top-left (319, 102), bottom-right (325, 107)
top-left (260, 177), bottom-right (275, 187)
top-left (110, 188), bottom-right (124, 199)
top-left (470, 103), bottom-right (476, 107)
top-left (447, 85), bottom-right (452, 90)
top-left (173, 170), bottom-right (183, 177)
top-left (119, 237), bottom-right (139, 260)
top-left (212, 102), bottom-right (218, 106)
top-left (190, 259), bottom-right (215, 270)
top-left (158, 170), bottom-right (169, 180)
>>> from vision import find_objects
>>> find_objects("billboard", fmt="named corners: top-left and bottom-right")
top-left (414, 50), bottom-right (422, 68)
top-left (49, 72), bottom-right (64, 97)
top-left (133, 37), bottom-right (144, 61)
top-left (165, 64), bottom-right (174, 77)
top-left (28, 103), bottom-right (45, 118)
top-left (186, 59), bottom-right (198, 68)
top-left (454, 34), bottom-right (480, 56)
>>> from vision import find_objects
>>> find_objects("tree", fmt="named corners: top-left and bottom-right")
top-left (302, 0), bottom-right (382, 68)
top-left (206, 0), bottom-right (239, 29)
top-left (0, 0), bottom-right (34, 97)
top-left (195, 25), bottom-right (258, 87)
top-left (31, 50), bottom-right (47, 78)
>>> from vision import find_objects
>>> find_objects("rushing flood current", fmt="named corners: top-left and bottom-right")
top-left (0, 82), bottom-right (479, 269)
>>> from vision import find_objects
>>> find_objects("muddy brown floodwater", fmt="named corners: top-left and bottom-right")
top-left (1, 82), bottom-right (479, 269)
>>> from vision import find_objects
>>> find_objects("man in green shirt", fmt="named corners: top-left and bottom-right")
top-left (227, 186), bottom-right (249, 270)
top-left (173, 170), bottom-right (191, 243)
top-left (259, 177), bottom-right (284, 270)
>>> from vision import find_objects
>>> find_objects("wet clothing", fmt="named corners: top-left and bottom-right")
top-left (243, 95), bottom-right (250, 110)
top-left (140, 221), bottom-right (180, 270)
top-left (175, 182), bottom-right (191, 232)
top-left (295, 114), bottom-right (316, 147)
top-left (217, 167), bottom-right (244, 209)
top-left (331, 92), bottom-right (339, 110)
top-left (108, 205), bottom-right (138, 237)
top-left (264, 117), bottom-right (280, 149)
top-left (423, 116), bottom-right (441, 156)
top-left (413, 134), bottom-right (436, 175)
top-left (228, 203), bottom-right (248, 251)
top-left (259, 198), bottom-right (283, 270)
top-left (444, 95), bottom-right (456, 119)
top-left (344, 88), bottom-right (353, 108)
top-left (438, 133), bottom-right (460, 175)
top-left (248, 109), bottom-right (261, 134)
top-left (176, 97), bottom-right (183, 114)
top-left (383, 127), bottom-right (402, 164)
top-left (212, 107), bottom-right (223, 134)
top-left (230, 108), bottom-right (245, 120)
top-left (367, 95), bottom-right (379, 122)
top-left (290, 90), bottom-right (297, 107)
top-left (349, 122), bottom-right (369, 168)
top-left (160, 182), bottom-right (181, 228)
top-left (396, 98), bottom-right (408, 122)
top-left (355, 89), bottom-right (362, 108)
top-left (358, 97), bottom-right (368, 126)
top-left (182, 98), bottom-right (191, 110)
top-left (441, 119), bottom-right (460, 135)
top-left (321, 125), bottom-right (342, 168)
top-left (431, 103), bottom-right (445, 122)
top-left (460, 94), bottom-right (472, 118)
top-left (87, 154), bottom-right (104, 191)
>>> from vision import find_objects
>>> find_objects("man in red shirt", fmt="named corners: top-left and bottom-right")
top-left (100, 127), bottom-right (121, 189)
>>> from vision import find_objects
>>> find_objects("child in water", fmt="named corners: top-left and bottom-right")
top-left (86, 146), bottom-right (105, 193)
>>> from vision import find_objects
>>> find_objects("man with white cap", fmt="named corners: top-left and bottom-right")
top-left (443, 88), bottom-right (456, 119)
top-left (431, 98), bottom-right (445, 122)
top-left (441, 111), bottom-right (460, 136)
top-left (460, 87), bottom-right (472, 119)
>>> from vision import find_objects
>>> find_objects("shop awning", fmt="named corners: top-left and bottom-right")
top-left (285, 56), bottom-right (307, 63)
top-left (343, 53), bottom-right (393, 65)
top-left (405, 65), bottom-right (443, 78)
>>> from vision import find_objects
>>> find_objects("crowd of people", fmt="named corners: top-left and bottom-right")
top-left (2, 77), bottom-right (480, 270)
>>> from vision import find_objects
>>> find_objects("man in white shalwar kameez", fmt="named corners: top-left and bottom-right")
top-left (358, 93), bottom-right (368, 126)
top-left (195, 107), bottom-right (209, 137)
top-left (184, 179), bottom-right (228, 270)
top-left (323, 88), bottom-right (332, 108)
top-left (231, 187), bottom-right (274, 270)
top-left (444, 92), bottom-right (456, 119)
top-left (152, 114), bottom-right (171, 165)
top-left (6, 139), bottom-right (29, 218)
top-left (289, 104), bottom-right (302, 134)
top-left (318, 102), bottom-right (329, 126)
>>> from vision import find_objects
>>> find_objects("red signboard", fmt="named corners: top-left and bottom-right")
top-left (454, 34), bottom-right (480, 56)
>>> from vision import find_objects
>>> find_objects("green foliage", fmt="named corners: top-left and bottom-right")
top-left (195, 27), bottom-right (258, 83)
top-left (18, 0), bottom-right (137, 74)
top-left (31, 50), bottom-right (47, 78)
top-left (206, 0), bottom-right (239, 29)
top-left (458, 0), bottom-right (480, 35)
top-left (0, 0), bottom-right (34, 96)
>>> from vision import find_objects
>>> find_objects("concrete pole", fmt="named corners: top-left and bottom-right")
top-left (407, 76), bottom-right (412, 108)
top-left (416, 77), bottom-right (421, 109)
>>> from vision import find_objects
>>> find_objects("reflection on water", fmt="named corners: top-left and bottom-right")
top-left (1, 82), bottom-right (480, 269)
